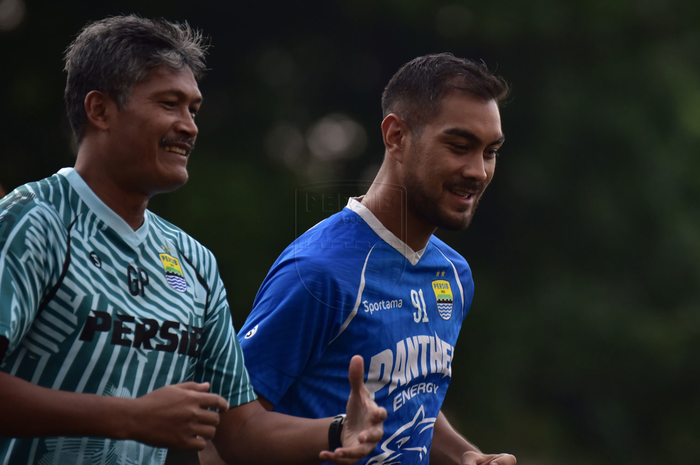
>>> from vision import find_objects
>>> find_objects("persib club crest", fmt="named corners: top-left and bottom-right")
top-left (159, 253), bottom-right (187, 293)
top-left (431, 280), bottom-right (453, 320)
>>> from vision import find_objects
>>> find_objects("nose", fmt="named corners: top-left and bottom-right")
top-left (176, 109), bottom-right (198, 138)
top-left (461, 153), bottom-right (489, 182)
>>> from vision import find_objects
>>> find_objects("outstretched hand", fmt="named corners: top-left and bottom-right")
top-left (130, 382), bottom-right (229, 450)
top-left (461, 451), bottom-right (517, 465)
top-left (319, 355), bottom-right (387, 464)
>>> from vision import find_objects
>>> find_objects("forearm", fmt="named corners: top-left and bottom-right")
top-left (430, 410), bottom-right (480, 465)
top-left (0, 371), bottom-right (134, 439)
top-left (213, 400), bottom-right (332, 465)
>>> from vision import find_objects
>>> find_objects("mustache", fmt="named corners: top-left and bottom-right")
top-left (159, 137), bottom-right (195, 152)
top-left (446, 179), bottom-right (485, 192)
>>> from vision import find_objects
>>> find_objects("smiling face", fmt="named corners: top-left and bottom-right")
top-left (401, 91), bottom-right (504, 231)
top-left (105, 66), bottom-right (202, 196)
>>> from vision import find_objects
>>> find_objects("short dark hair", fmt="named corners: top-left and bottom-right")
top-left (64, 15), bottom-right (209, 144)
top-left (381, 53), bottom-right (510, 135)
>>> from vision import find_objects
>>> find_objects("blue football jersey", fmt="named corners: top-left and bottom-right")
top-left (240, 198), bottom-right (474, 465)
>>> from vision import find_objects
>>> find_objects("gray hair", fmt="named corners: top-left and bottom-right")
top-left (64, 14), bottom-right (209, 144)
top-left (381, 53), bottom-right (510, 136)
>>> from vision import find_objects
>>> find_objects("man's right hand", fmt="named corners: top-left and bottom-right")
top-left (320, 355), bottom-right (387, 464)
top-left (130, 382), bottom-right (229, 449)
top-left (0, 372), bottom-right (229, 448)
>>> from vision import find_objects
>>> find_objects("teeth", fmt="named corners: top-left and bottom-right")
top-left (164, 146), bottom-right (186, 155)
top-left (452, 190), bottom-right (471, 198)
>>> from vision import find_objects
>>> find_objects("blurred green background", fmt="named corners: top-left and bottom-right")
top-left (2, 0), bottom-right (700, 464)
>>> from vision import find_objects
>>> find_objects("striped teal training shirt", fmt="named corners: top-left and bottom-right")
top-left (0, 168), bottom-right (256, 465)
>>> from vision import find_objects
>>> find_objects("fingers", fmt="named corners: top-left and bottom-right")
top-left (319, 451), bottom-right (355, 465)
top-left (184, 437), bottom-right (207, 450)
top-left (358, 404), bottom-right (386, 444)
top-left (347, 355), bottom-right (365, 393)
top-left (198, 392), bottom-right (230, 412)
top-left (174, 412), bottom-right (219, 450)
top-left (133, 383), bottom-right (231, 450)
top-left (326, 423), bottom-right (384, 463)
top-left (190, 424), bottom-right (217, 440)
top-left (319, 450), bottom-right (357, 465)
top-left (353, 411), bottom-right (385, 444)
top-left (461, 451), bottom-right (479, 465)
top-left (482, 453), bottom-right (516, 465)
top-left (371, 405), bottom-right (388, 424)
top-left (196, 408), bottom-right (222, 426)
top-left (319, 443), bottom-right (376, 465)
top-left (178, 381), bottom-right (211, 391)
top-left (175, 382), bottom-right (230, 412)
top-left (182, 434), bottom-right (208, 450)
top-left (461, 452), bottom-right (517, 465)
top-left (357, 422), bottom-right (384, 444)
top-left (170, 424), bottom-right (216, 450)
top-left (494, 454), bottom-right (517, 465)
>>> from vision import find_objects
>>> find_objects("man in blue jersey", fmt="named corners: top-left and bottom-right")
top-left (239, 54), bottom-right (517, 465)
top-left (0, 15), bottom-right (385, 465)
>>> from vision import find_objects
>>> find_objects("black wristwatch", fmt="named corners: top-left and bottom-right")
top-left (328, 414), bottom-right (346, 450)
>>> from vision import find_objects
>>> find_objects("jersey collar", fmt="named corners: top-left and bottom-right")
top-left (346, 197), bottom-right (426, 266)
top-left (58, 167), bottom-right (149, 248)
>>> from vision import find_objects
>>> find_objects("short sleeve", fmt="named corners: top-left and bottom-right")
top-left (194, 256), bottom-right (256, 408)
top-left (455, 256), bottom-right (474, 322)
top-left (0, 192), bottom-right (66, 358)
top-left (239, 253), bottom-right (352, 405)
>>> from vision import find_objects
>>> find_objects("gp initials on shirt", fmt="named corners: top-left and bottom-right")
top-left (79, 310), bottom-right (203, 357)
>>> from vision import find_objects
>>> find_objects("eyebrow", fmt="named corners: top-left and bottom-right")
top-left (154, 89), bottom-right (203, 104)
top-left (443, 128), bottom-right (505, 146)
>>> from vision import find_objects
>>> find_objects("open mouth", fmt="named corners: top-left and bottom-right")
top-left (163, 145), bottom-right (188, 155)
top-left (160, 138), bottom-right (194, 157)
top-left (449, 189), bottom-right (477, 201)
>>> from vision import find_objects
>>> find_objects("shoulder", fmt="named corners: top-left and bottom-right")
top-left (429, 235), bottom-right (472, 276)
top-left (289, 208), bottom-right (377, 259)
top-left (147, 212), bottom-right (211, 254)
top-left (1, 174), bottom-right (69, 215)
top-left (429, 235), bottom-right (475, 320)
top-left (258, 209), bottom-right (377, 299)
top-left (0, 174), bottom-right (73, 243)
top-left (147, 212), bottom-right (218, 272)
top-left (274, 209), bottom-right (378, 278)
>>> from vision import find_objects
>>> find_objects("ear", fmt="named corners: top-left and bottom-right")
top-left (84, 90), bottom-right (112, 132)
top-left (381, 113), bottom-right (409, 163)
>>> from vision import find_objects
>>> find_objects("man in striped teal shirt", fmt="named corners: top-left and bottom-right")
top-left (0, 15), bottom-right (385, 465)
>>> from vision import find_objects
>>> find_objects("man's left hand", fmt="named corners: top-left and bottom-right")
top-left (461, 451), bottom-right (517, 465)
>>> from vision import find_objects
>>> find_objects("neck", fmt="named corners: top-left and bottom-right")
top-left (361, 164), bottom-right (436, 252)
top-left (75, 145), bottom-right (149, 231)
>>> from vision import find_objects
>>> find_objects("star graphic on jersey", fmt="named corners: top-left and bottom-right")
top-left (161, 244), bottom-right (171, 254)
top-left (436, 271), bottom-right (440, 277)
top-left (441, 271), bottom-right (445, 277)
